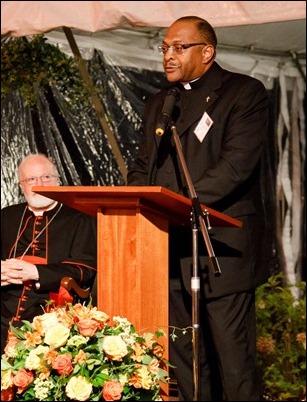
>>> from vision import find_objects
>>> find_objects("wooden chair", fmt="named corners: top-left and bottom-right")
top-left (60, 277), bottom-right (91, 300)
top-left (51, 277), bottom-right (93, 306)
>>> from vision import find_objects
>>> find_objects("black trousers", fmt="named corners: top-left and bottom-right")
top-left (169, 277), bottom-right (263, 401)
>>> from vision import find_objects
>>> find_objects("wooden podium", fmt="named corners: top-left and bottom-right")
top-left (34, 185), bottom-right (241, 399)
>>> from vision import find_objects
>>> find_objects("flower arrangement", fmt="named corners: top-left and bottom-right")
top-left (1, 303), bottom-right (170, 401)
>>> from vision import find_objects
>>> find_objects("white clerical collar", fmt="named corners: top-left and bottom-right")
top-left (182, 82), bottom-right (192, 90)
top-left (28, 201), bottom-right (58, 216)
top-left (181, 77), bottom-right (201, 90)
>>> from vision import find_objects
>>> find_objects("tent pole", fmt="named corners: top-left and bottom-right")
top-left (63, 26), bottom-right (127, 182)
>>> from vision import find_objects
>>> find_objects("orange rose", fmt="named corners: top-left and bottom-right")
top-left (77, 318), bottom-right (100, 337)
top-left (12, 369), bottom-right (34, 393)
top-left (102, 380), bottom-right (123, 401)
top-left (52, 353), bottom-right (73, 376)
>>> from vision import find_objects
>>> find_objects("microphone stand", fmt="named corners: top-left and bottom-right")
top-left (170, 124), bottom-right (221, 401)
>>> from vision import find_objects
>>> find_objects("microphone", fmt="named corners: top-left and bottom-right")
top-left (155, 86), bottom-right (180, 136)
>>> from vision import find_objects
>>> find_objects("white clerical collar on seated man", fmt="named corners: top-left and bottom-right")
top-left (181, 77), bottom-right (201, 90)
top-left (28, 201), bottom-right (58, 216)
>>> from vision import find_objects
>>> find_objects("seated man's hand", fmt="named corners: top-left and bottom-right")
top-left (1, 259), bottom-right (39, 286)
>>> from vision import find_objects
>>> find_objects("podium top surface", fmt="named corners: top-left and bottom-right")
top-left (33, 185), bottom-right (242, 228)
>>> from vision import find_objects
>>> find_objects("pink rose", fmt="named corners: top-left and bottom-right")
top-left (77, 318), bottom-right (100, 337)
top-left (102, 380), bottom-right (123, 401)
top-left (52, 353), bottom-right (73, 376)
top-left (13, 369), bottom-right (34, 393)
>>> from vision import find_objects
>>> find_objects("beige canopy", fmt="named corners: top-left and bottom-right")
top-left (1, 1), bottom-right (306, 36)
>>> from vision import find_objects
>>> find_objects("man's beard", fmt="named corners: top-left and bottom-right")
top-left (25, 193), bottom-right (56, 209)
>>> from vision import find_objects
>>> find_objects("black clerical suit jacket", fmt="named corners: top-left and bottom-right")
top-left (127, 61), bottom-right (271, 299)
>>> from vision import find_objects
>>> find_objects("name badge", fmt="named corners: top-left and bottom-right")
top-left (194, 112), bottom-right (213, 142)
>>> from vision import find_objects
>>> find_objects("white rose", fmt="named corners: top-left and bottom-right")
top-left (25, 345), bottom-right (49, 370)
top-left (66, 376), bottom-right (92, 401)
top-left (1, 369), bottom-right (13, 389)
top-left (102, 335), bottom-right (128, 361)
top-left (44, 324), bottom-right (70, 348)
top-left (25, 353), bottom-right (41, 370)
top-left (32, 312), bottom-right (59, 334)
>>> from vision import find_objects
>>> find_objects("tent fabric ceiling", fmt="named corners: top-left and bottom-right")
top-left (1, 1), bottom-right (306, 36)
top-left (1, 1), bottom-right (306, 69)
top-left (42, 18), bottom-right (306, 68)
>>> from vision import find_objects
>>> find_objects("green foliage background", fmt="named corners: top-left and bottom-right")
top-left (256, 274), bottom-right (306, 401)
top-left (1, 35), bottom-right (89, 108)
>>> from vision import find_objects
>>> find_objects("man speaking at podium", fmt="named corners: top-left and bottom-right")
top-left (127, 16), bottom-right (271, 401)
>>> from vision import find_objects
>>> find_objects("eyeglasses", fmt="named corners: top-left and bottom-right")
top-left (19, 175), bottom-right (59, 185)
top-left (158, 43), bottom-right (207, 55)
